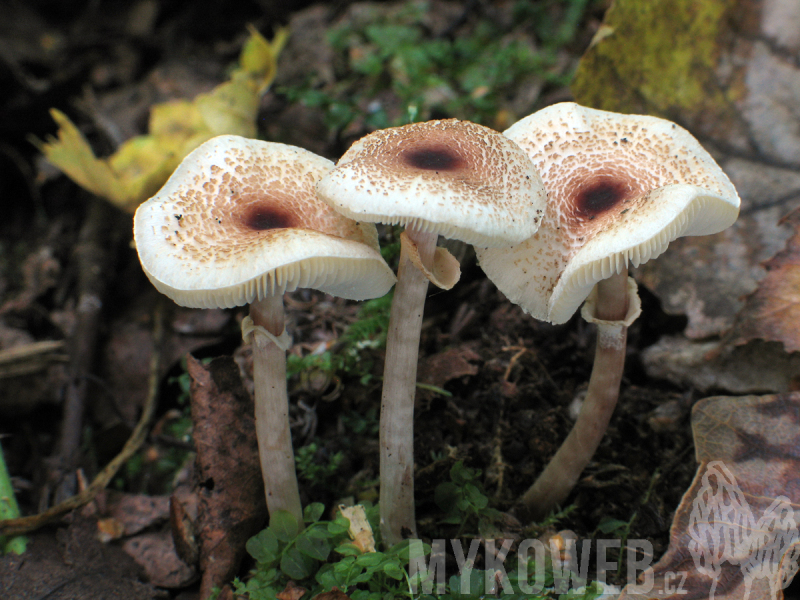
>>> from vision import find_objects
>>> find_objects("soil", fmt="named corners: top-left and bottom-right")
top-left (0, 1), bottom-right (704, 598)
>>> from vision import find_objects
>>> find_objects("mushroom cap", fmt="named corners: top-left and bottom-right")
top-left (476, 102), bottom-right (740, 324)
top-left (134, 135), bottom-right (396, 308)
top-left (316, 119), bottom-right (547, 247)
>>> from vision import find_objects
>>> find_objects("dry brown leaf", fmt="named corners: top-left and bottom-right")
top-left (641, 336), bottom-right (800, 395)
top-left (277, 580), bottom-right (308, 600)
top-left (732, 208), bottom-right (800, 353)
top-left (104, 491), bottom-right (171, 537)
top-left (620, 393), bottom-right (800, 599)
top-left (417, 343), bottom-right (481, 390)
top-left (96, 516), bottom-right (126, 543)
top-left (122, 530), bottom-right (198, 588)
top-left (99, 295), bottom-right (228, 426)
top-left (170, 489), bottom-right (200, 567)
top-left (188, 354), bottom-right (268, 599)
top-left (311, 590), bottom-right (352, 600)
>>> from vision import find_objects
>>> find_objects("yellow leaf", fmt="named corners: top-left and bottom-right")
top-left (240, 25), bottom-right (289, 93)
top-left (196, 74), bottom-right (259, 138)
top-left (149, 100), bottom-right (214, 157)
top-left (107, 135), bottom-right (182, 210)
top-left (35, 27), bottom-right (288, 212)
top-left (149, 100), bottom-right (205, 143)
top-left (34, 109), bottom-right (123, 203)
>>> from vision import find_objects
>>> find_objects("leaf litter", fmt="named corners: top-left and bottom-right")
top-left (2, 0), bottom-right (800, 599)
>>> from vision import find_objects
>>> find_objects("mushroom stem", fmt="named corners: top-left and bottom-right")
top-left (520, 271), bottom-right (635, 521)
top-left (249, 295), bottom-right (304, 526)
top-left (379, 226), bottom-right (437, 546)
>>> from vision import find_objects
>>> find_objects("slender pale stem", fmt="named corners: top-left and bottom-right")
top-left (249, 295), bottom-right (303, 525)
top-left (379, 226), bottom-right (437, 546)
top-left (520, 271), bottom-right (630, 521)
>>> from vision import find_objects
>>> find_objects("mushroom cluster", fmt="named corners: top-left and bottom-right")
top-left (133, 102), bottom-right (740, 545)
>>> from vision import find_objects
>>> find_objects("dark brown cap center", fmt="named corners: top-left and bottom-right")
top-left (402, 146), bottom-right (464, 171)
top-left (239, 200), bottom-right (295, 231)
top-left (574, 180), bottom-right (629, 219)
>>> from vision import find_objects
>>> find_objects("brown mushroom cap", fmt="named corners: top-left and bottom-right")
top-left (477, 103), bottom-right (740, 323)
top-left (316, 119), bottom-right (547, 247)
top-left (134, 135), bottom-right (396, 308)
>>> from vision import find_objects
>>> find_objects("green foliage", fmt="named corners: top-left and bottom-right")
top-left (233, 504), bottom-right (421, 600)
top-left (295, 443), bottom-right (344, 486)
top-left (526, 503), bottom-right (579, 539)
top-left (434, 461), bottom-right (502, 538)
top-left (437, 553), bottom-right (603, 600)
top-left (513, 0), bottom-right (593, 49)
top-left (314, 542), bottom-right (413, 599)
top-left (287, 292), bottom-right (393, 385)
top-left (0, 444), bottom-right (27, 555)
top-left (234, 504), bottom-right (605, 600)
top-left (591, 469), bottom-right (661, 575)
top-left (341, 406), bottom-right (380, 437)
top-left (167, 354), bottom-right (212, 406)
top-left (280, 0), bottom-right (591, 131)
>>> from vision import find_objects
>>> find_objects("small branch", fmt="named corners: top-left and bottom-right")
top-left (46, 197), bottom-right (119, 504)
top-left (0, 299), bottom-right (164, 536)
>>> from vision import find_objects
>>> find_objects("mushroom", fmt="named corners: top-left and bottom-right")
top-left (134, 135), bottom-right (396, 524)
top-left (476, 103), bottom-right (740, 520)
top-left (316, 119), bottom-right (547, 544)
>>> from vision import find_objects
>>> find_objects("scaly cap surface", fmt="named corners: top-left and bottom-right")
top-left (477, 103), bottom-right (740, 323)
top-left (134, 135), bottom-right (396, 308)
top-left (316, 119), bottom-right (547, 247)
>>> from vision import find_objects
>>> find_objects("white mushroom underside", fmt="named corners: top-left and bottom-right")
top-left (134, 135), bottom-right (396, 308)
top-left (315, 119), bottom-right (547, 247)
top-left (476, 103), bottom-right (741, 324)
top-left (141, 250), bottom-right (395, 308)
top-left (549, 188), bottom-right (739, 323)
top-left (477, 187), bottom-right (738, 323)
top-left (319, 203), bottom-right (534, 248)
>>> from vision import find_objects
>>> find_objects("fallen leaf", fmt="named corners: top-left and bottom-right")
top-left (96, 517), bottom-right (126, 543)
top-left (417, 343), bottom-right (481, 390)
top-left (122, 531), bottom-right (198, 588)
top-left (33, 27), bottom-right (287, 212)
top-left (170, 487), bottom-right (200, 567)
top-left (188, 354), bottom-right (268, 599)
top-left (277, 580), bottom-right (308, 600)
top-left (620, 392), bottom-right (800, 599)
top-left (99, 292), bottom-right (228, 426)
top-left (103, 491), bottom-right (171, 537)
top-left (338, 504), bottom-right (376, 553)
top-left (731, 208), bottom-right (800, 353)
top-left (641, 336), bottom-right (800, 394)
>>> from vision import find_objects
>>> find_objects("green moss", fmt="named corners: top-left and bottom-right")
top-left (572, 0), bottom-right (737, 116)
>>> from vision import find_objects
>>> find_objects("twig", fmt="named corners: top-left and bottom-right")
top-left (0, 299), bottom-right (165, 537)
top-left (46, 197), bottom-right (119, 504)
top-left (0, 340), bottom-right (67, 378)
